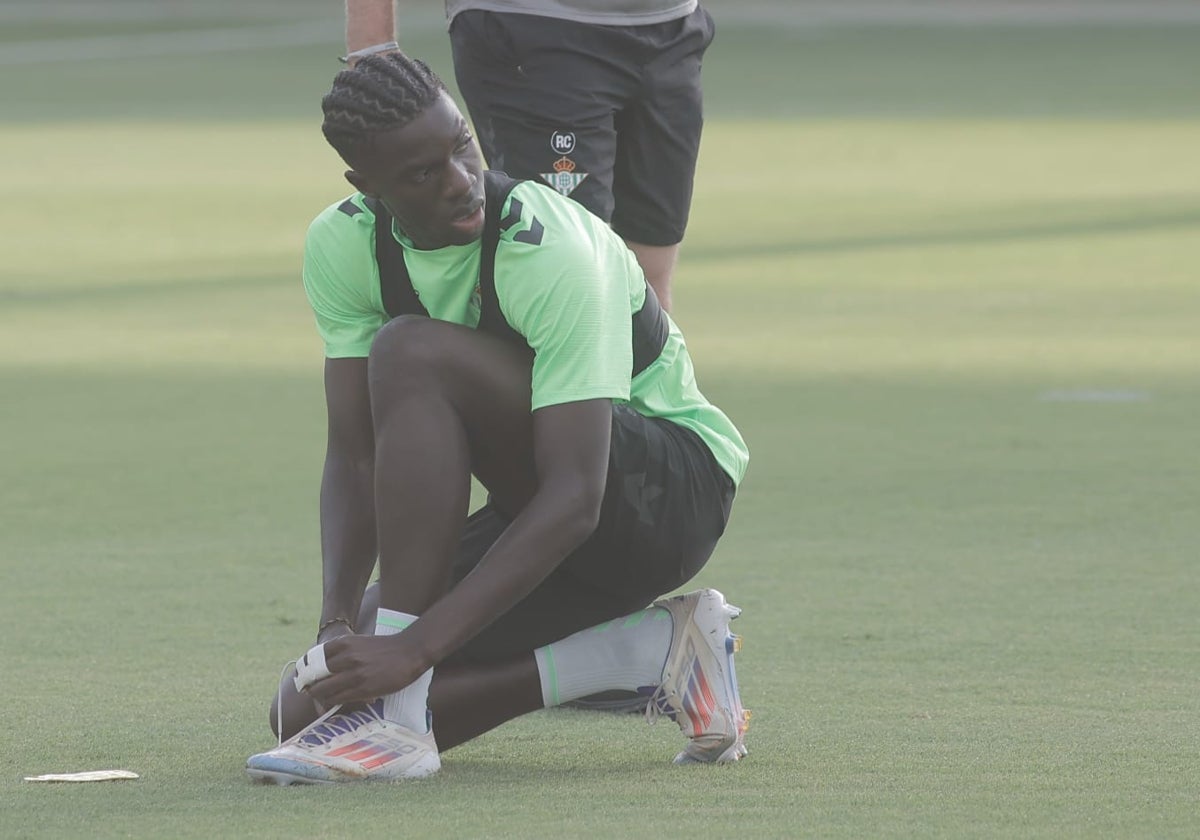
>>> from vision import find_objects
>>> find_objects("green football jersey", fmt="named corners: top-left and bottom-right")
top-left (302, 180), bottom-right (748, 486)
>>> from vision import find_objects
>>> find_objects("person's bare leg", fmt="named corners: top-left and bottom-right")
top-left (269, 317), bottom-right (660, 748)
top-left (269, 515), bottom-right (545, 744)
top-left (269, 567), bottom-right (545, 747)
top-left (366, 316), bottom-right (538, 614)
top-left (625, 240), bottom-right (680, 313)
top-left (270, 652), bottom-right (543, 751)
top-left (271, 317), bottom-right (540, 742)
top-left (357, 316), bottom-right (548, 741)
top-left (427, 657), bottom-right (544, 750)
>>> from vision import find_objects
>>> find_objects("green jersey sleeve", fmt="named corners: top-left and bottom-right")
top-left (302, 200), bottom-right (386, 359)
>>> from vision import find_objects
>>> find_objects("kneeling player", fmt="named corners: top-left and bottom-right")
top-left (245, 52), bottom-right (749, 784)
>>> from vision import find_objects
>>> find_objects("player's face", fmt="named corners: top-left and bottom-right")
top-left (347, 92), bottom-right (485, 250)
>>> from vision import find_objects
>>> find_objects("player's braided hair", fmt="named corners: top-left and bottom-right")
top-left (321, 52), bottom-right (446, 165)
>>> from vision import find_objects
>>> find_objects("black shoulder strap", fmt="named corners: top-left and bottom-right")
top-left (370, 197), bottom-right (429, 319)
top-left (479, 172), bottom-right (670, 375)
top-left (478, 171), bottom-right (530, 351)
top-left (631, 281), bottom-right (669, 377)
top-left (372, 173), bottom-right (669, 376)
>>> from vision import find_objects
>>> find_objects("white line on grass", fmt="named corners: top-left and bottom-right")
top-left (0, 1), bottom-right (324, 23)
top-left (7, 0), bottom-right (1200, 26)
top-left (707, 0), bottom-right (1200, 27)
top-left (3, 0), bottom-right (1197, 67)
top-left (0, 21), bottom-right (340, 66)
top-left (1038, 390), bottom-right (1151, 403)
top-left (0, 0), bottom-right (444, 26)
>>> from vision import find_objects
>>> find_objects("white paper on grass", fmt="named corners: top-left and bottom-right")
top-left (24, 770), bottom-right (140, 783)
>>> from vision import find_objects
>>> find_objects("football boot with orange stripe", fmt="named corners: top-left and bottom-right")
top-left (647, 588), bottom-right (750, 764)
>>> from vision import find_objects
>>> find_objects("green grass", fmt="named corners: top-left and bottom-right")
top-left (2, 3), bottom-right (1199, 837)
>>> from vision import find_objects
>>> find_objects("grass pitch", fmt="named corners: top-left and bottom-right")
top-left (2, 3), bottom-right (1199, 837)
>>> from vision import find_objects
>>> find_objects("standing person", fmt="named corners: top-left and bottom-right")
top-left (243, 52), bottom-right (748, 784)
top-left (343, 0), bottom-right (716, 313)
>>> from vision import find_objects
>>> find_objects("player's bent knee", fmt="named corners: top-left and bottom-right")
top-left (366, 316), bottom-right (530, 417)
top-left (367, 315), bottom-right (448, 392)
top-left (369, 314), bottom-right (433, 363)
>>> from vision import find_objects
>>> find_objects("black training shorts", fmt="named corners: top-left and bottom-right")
top-left (449, 8), bottom-right (716, 247)
top-left (441, 403), bottom-right (735, 665)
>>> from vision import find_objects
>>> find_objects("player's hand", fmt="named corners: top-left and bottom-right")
top-left (272, 662), bottom-right (324, 740)
top-left (303, 633), bottom-right (425, 708)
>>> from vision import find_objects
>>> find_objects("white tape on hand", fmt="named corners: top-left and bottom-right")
top-left (293, 642), bottom-right (333, 692)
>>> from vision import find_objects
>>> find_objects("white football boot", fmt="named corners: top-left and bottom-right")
top-left (246, 700), bottom-right (440, 785)
top-left (647, 588), bottom-right (750, 764)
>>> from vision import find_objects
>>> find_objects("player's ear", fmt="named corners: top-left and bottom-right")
top-left (344, 169), bottom-right (376, 198)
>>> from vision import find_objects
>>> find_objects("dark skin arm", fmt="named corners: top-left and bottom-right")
top-left (306, 398), bottom-right (612, 707)
top-left (345, 0), bottom-right (396, 60)
top-left (317, 357), bottom-right (379, 642)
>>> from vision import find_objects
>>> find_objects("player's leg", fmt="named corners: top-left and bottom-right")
top-left (427, 404), bottom-right (743, 754)
top-left (449, 11), bottom-right (629, 224)
top-left (265, 400), bottom-right (742, 760)
top-left (270, 579), bottom-right (747, 761)
top-left (623, 243), bottom-right (680, 312)
top-left (365, 316), bottom-right (541, 611)
top-left (251, 320), bottom-right (743, 781)
top-left (268, 506), bottom-right (511, 742)
top-left (450, 12), bottom-right (696, 312)
top-left (610, 7), bottom-right (716, 312)
top-left (425, 570), bottom-right (656, 751)
top-left (248, 317), bottom-right (548, 783)
top-left (449, 15), bottom-right (674, 718)
top-left (267, 499), bottom-right (639, 745)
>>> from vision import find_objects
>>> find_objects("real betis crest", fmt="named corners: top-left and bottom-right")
top-left (540, 156), bottom-right (588, 197)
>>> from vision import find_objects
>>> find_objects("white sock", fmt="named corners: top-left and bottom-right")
top-left (533, 606), bottom-right (673, 708)
top-left (374, 607), bottom-right (433, 733)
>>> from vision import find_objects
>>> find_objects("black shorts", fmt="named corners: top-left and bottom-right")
top-left (449, 7), bottom-right (716, 246)
top-left (442, 404), bottom-right (735, 665)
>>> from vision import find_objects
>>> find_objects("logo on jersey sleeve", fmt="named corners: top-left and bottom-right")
top-left (540, 156), bottom-right (589, 198)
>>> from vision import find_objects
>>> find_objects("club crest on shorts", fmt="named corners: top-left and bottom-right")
top-left (540, 156), bottom-right (589, 197)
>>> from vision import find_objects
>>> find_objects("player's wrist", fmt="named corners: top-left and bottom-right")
top-left (340, 40), bottom-right (399, 65)
top-left (399, 619), bottom-right (449, 674)
top-left (316, 615), bottom-right (355, 643)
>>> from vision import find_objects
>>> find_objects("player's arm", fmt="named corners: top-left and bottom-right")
top-left (408, 398), bottom-right (611, 662)
top-left (317, 357), bottom-right (378, 640)
top-left (306, 398), bottom-right (611, 706)
top-left (307, 196), bottom-right (628, 703)
top-left (409, 204), bottom-right (636, 664)
top-left (345, 0), bottom-right (397, 63)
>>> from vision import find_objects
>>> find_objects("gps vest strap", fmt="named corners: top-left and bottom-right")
top-left (370, 170), bottom-right (668, 376)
